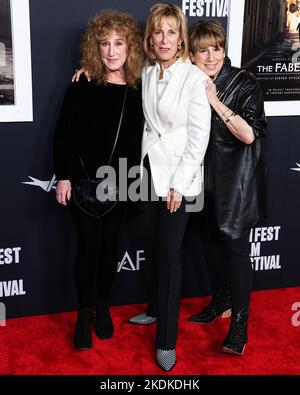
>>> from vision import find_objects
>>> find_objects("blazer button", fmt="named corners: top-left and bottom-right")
top-left (145, 127), bottom-right (151, 132)
top-left (158, 132), bottom-right (161, 138)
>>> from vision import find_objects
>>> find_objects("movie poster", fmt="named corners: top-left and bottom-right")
top-left (227, 0), bottom-right (300, 116)
top-left (0, 0), bottom-right (32, 122)
top-left (0, 0), bottom-right (14, 105)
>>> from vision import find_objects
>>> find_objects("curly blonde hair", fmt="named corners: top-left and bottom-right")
top-left (143, 3), bottom-right (189, 65)
top-left (80, 10), bottom-right (144, 88)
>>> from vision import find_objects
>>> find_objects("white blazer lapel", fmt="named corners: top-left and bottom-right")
top-left (142, 64), bottom-right (161, 133)
top-left (158, 61), bottom-right (192, 127)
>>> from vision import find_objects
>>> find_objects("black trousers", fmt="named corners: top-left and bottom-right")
top-left (143, 199), bottom-right (191, 349)
top-left (70, 200), bottom-right (124, 308)
top-left (202, 231), bottom-right (253, 313)
top-left (141, 156), bottom-right (191, 349)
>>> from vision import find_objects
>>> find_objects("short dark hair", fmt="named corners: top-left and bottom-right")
top-left (189, 20), bottom-right (226, 54)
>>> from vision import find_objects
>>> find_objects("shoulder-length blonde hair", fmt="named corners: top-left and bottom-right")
top-left (80, 10), bottom-right (144, 88)
top-left (143, 3), bottom-right (189, 64)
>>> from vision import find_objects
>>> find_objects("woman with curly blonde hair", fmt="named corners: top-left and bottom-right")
top-left (53, 10), bottom-right (145, 350)
top-left (80, 10), bottom-right (144, 87)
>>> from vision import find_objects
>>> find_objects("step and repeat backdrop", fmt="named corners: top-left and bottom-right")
top-left (0, 0), bottom-right (300, 318)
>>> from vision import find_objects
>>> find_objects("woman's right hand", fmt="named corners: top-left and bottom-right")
top-left (56, 180), bottom-right (72, 206)
top-left (205, 78), bottom-right (219, 108)
top-left (71, 68), bottom-right (91, 82)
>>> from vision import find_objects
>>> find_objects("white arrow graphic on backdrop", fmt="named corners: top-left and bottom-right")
top-left (290, 163), bottom-right (300, 172)
top-left (22, 175), bottom-right (57, 192)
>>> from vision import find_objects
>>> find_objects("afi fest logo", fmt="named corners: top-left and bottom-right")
top-left (291, 302), bottom-right (300, 327)
top-left (117, 250), bottom-right (145, 272)
top-left (0, 302), bottom-right (6, 326)
top-left (181, 0), bottom-right (229, 17)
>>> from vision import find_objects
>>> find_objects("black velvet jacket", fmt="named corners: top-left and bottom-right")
top-left (53, 77), bottom-right (144, 208)
top-left (203, 57), bottom-right (267, 240)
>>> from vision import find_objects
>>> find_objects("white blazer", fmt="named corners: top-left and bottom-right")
top-left (141, 58), bottom-right (211, 197)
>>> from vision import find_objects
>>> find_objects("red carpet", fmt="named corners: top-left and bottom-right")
top-left (1, 287), bottom-right (300, 375)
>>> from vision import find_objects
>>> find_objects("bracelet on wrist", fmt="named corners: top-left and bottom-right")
top-left (221, 108), bottom-right (232, 119)
top-left (225, 112), bottom-right (236, 123)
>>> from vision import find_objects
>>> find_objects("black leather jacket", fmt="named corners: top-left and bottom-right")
top-left (203, 57), bottom-right (267, 240)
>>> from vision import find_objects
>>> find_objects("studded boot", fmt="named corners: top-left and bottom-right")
top-left (189, 283), bottom-right (232, 324)
top-left (222, 307), bottom-right (249, 355)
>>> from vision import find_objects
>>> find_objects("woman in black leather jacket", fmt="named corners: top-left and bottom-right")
top-left (188, 20), bottom-right (267, 355)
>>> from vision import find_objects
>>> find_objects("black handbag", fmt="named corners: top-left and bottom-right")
top-left (73, 86), bottom-right (128, 218)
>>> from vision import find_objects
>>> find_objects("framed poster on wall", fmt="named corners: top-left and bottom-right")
top-left (0, 0), bottom-right (33, 122)
top-left (227, 0), bottom-right (300, 116)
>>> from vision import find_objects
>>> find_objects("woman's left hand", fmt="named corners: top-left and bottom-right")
top-left (167, 188), bottom-right (182, 213)
top-left (205, 78), bottom-right (219, 107)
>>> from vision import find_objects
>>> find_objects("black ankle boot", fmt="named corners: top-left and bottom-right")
top-left (189, 283), bottom-right (232, 323)
top-left (222, 307), bottom-right (249, 355)
top-left (73, 307), bottom-right (93, 350)
top-left (94, 298), bottom-right (114, 340)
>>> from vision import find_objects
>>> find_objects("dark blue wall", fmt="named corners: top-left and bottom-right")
top-left (0, 0), bottom-right (299, 319)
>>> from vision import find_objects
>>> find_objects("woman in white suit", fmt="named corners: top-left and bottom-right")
top-left (129, 3), bottom-right (211, 371)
